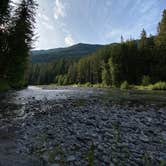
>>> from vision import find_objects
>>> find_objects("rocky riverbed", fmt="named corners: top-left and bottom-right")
top-left (0, 86), bottom-right (166, 166)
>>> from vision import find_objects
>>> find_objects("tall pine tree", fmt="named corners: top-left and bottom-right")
top-left (0, 0), bottom-right (10, 81)
top-left (8, 0), bottom-right (37, 88)
top-left (154, 10), bottom-right (166, 81)
top-left (156, 10), bottom-right (166, 47)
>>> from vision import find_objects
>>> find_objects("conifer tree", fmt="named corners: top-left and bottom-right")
top-left (0, 0), bottom-right (10, 81)
top-left (8, 0), bottom-right (37, 88)
top-left (156, 10), bottom-right (166, 47)
top-left (140, 29), bottom-right (148, 49)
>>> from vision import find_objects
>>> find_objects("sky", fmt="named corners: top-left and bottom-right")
top-left (13, 0), bottom-right (166, 50)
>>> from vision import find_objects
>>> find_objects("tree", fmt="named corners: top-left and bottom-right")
top-left (68, 63), bottom-right (77, 84)
top-left (0, 0), bottom-right (10, 25)
top-left (154, 10), bottom-right (166, 81)
top-left (156, 10), bottom-right (166, 48)
top-left (102, 63), bottom-right (111, 86)
top-left (140, 29), bottom-right (148, 49)
top-left (8, 0), bottom-right (37, 88)
top-left (121, 35), bottom-right (124, 43)
top-left (0, 0), bottom-right (10, 81)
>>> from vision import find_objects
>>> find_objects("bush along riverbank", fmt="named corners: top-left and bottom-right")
top-left (38, 80), bottom-right (166, 92)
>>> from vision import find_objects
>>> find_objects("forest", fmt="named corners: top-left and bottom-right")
top-left (29, 9), bottom-right (166, 90)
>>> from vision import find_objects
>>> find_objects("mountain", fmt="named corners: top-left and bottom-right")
top-left (31, 43), bottom-right (104, 63)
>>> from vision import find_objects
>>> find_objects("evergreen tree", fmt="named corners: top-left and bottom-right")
top-left (121, 35), bottom-right (124, 43)
top-left (102, 63), bottom-right (111, 86)
top-left (156, 10), bottom-right (166, 48)
top-left (8, 0), bottom-right (37, 88)
top-left (0, 0), bottom-right (10, 81)
top-left (140, 29), bottom-right (148, 49)
top-left (155, 10), bottom-right (166, 81)
top-left (0, 0), bottom-right (10, 25)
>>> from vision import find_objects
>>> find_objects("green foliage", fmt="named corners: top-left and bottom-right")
top-left (55, 74), bottom-right (69, 86)
top-left (150, 82), bottom-right (166, 90)
top-left (85, 82), bottom-right (92, 87)
top-left (142, 75), bottom-right (151, 86)
top-left (120, 81), bottom-right (130, 90)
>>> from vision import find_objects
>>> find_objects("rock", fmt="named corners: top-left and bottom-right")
top-left (67, 155), bottom-right (76, 162)
top-left (42, 152), bottom-right (49, 161)
top-left (140, 135), bottom-right (149, 142)
top-left (50, 164), bottom-right (60, 166)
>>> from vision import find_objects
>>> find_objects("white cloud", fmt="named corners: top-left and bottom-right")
top-left (41, 21), bottom-right (54, 30)
top-left (54, 0), bottom-right (66, 20)
top-left (37, 12), bottom-right (54, 30)
top-left (38, 12), bottom-right (50, 21)
top-left (65, 35), bottom-right (75, 46)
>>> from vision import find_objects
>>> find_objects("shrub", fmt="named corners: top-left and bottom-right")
top-left (142, 75), bottom-right (151, 86)
top-left (120, 81), bottom-right (130, 90)
top-left (150, 82), bottom-right (166, 90)
top-left (85, 82), bottom-right (92, 87)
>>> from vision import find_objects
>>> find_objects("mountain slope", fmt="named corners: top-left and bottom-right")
top-left (31, 43), bottom-right (104, 63)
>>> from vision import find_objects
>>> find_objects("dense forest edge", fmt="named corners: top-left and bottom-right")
top-left (0, 1), bottom-right (166, 92)
top-left (29, 9), bottom-right (166, 91)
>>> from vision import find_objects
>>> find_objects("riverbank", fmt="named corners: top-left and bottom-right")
top-left (0, 86), bottom-right (166, 165)
top-left (38, 81), bottom-right (166, 91)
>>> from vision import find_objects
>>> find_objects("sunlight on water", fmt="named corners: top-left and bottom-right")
top-left (28, 86), bottom-right (42, 90)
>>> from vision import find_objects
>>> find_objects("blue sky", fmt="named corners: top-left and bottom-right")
top-left (13, 0), bottom-right (166, 49)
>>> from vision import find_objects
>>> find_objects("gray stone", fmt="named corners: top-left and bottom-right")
top-left (67, 155), bottom-right (76, 162)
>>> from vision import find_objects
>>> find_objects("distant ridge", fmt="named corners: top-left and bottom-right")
top-left (31, 43), bottom-right (104, 63)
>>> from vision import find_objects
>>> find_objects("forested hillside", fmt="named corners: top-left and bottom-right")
top-left (29, 10), bottom-right (166, 88)
top-left (31, 43), bottom-right (104, 63)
